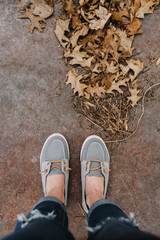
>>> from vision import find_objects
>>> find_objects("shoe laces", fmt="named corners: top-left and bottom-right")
top-left (40, 160), bottom-right (71, 174)
top-left (85, 159), bottom-right (110, 173)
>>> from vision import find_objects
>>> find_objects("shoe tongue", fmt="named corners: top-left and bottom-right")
top-left (87, 160), bottom-right (103, 177)
top-left (48, 162), bottom-right (63, 176)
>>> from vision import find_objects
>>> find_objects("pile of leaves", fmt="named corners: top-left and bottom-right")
top-left (16, 0), bottom-right (159, 138)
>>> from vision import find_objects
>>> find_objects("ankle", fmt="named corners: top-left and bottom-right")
top-left (46, 188), bottom-right (65, 203)
top-left (46, 174), bottom-right (65, 204)
top-left (86, 192), bottom-right (104, 208)
top-left (86, 176), bottom-right (104, 208)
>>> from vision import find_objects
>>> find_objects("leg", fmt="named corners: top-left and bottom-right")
top-left (2, 134), bottom-right (73, 240)
top-left (87, 199), bottom-right (160, 240)
top-left (80, 135), bottom-right (160, 240)
top-left (3, 197), bottom-right (74, 240)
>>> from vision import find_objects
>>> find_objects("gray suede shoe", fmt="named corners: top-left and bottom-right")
top-left (40, 133), bottom-right (70, 206)
top-left (80, 135), bottom-right (110, 213)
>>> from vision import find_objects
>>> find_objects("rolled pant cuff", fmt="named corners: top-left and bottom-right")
top-left (32, 196), bottom-right (67, 213)
top-left (17, 197), bottom-right (67, 230)
top-left (88, 199), bottom-right (117, 219)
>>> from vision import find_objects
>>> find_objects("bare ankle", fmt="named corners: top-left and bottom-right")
top-left (86, 191), bottom-right (104, 208)
top-left (46, 189), bottom-right (65, 203)
top-left (46, 174), bottom-right (65, 204)
top-left (86, 176), bottom-right (104, 208)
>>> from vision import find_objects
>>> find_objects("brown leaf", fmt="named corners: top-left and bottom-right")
top-left (54, 18), bottom-right (70, 48)
top-left (64, 45), bottom-right (94, 68)
top-left (79, 0), bottom-right (89, 6)
top-left (88, 6), bottom-right (112, 30)
top-left (72, 14), bottom-right (82, 29)
top-left (104, 77), bottom-right (112, 89)
top-left (18, 5), bottom-right (46, 33)
top-left (70, 25), bottom-right (89, 48)
top-left (31, 0), bottom-right (53, 18)
top-left (106, 61), bottom-right (118, 74)
top-left (66, 69), bottom-right (87, 97)
top-left (135, 0), bottom-right (157, 18)
top-left (85, 83), bottom-right (106, 98)
top-left (117, 28), bottom-right (134, 57)
top-left (134, 0), bottom-right (141, 13)
top-left (15, 0), bottom-right (30, 9)
top-left (106, 79), bottom-right (128, 94)
top-left (16, 0), bottom-right (53, 18)
top-left (111, 7), bottom-right (129, 22)
top-left (61, 0), bottom-right (75, 16)
top-left (126, 18), bottom-right (143, 36)
top-left (128, 86), bottom-right (142, 106)
top-left (156, 57), bottom-right (160, 66)
top-left (44, 0), bottom-right (54, 7)
top-left (127, 59), bottom-right (144, 81)
top-left (102, 27), bottom-right (121, 62)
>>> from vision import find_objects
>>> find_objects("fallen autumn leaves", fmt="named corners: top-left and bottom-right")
top-left (15, 0), bottom-right (159, 138)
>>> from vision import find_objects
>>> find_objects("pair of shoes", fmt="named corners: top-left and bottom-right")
top-left (40, 133), bottom-right (110, 213)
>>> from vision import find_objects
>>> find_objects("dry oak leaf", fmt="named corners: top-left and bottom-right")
top-left (133, 0), bottom-right (141, 13)
top-left (127, 59), bottom-right (144, 81)
top-left (135, 0), bottom-right (157, 18)
top-left (79, 0), bottom-right (89, 6)
top-left (61, 0), bottom-right (75, 16)
top-left (81, 29), bottom-right (105, 49)
top-left (102, 27), bottom-right (120, 62)
top-left (54, 18), bottom-right (70, 49)
top-left (85, 83), bottom-right (106, 98)
top-left (106, 79), bottom-right (128, 94)
top-left (66, 69), bottom-right (87, 97)
top-left (126, 18), bottom-right (143, 36)
top-left (119, 64), bottom-right (130, 76)
top-left (70, 25), bottom-right (89, 48)
top-left (18, 5), bottom-right (46, 33)
top-left (111, 6), bottom-right (129, 22)
top-left (117, 29), bottom-right (134, 57)
top-left (104, 77), bottom-right (112, 89)
top-left (44, 0), bottom-right (54, 7)
top-left (104, 74), bottom-right (117, 85)
top-left (89, 6), bottom-right (112, 30)
top-left (15, 0), bottom-right (30, 9)
top-left (16, 0), bottom-right (53, 18)
top-left (106, 61), bottom-right (118, 74)
top-left (31, 0), bottom-right (53, 18)
top-left (70, 56), bottom-right (94, 68)
top-left (92, 62), bottom-right (103, 73)
top-left (72, 14), bottom-right (82, 29)
top-left (64, 45), bottom-right (94, 69)
top-left (80, 7), bottom-right (96, 22)
top-left (127, 87), bottom-right (142, 107)
top-left (156, 57), bottom-right (160, 66)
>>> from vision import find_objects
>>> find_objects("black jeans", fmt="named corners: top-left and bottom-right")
top-left (2, 197), bottom-right (160, 240)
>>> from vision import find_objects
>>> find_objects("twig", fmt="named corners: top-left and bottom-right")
top-left (104, 82), bottom-right (160, 143)
top-left (82, 115), bottom-right (104, 130)
top-left (47, 82), bottom-right (61, 98)
top-left (132, 51), bottom-right (142, 57)
top-left (142, 55), bottom-right (160, 73)
top-left (141, 67), bottom-right (151, 74)
top-left (58, 79), bottom-right (66, 96)
top-left (47, 79), bottom-right (66, 98)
